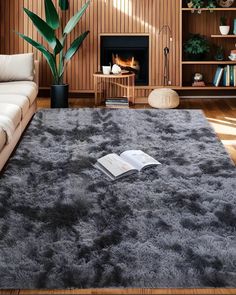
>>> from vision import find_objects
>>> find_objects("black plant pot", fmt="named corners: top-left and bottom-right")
top-left (51, 84), bottom-right (69, 108)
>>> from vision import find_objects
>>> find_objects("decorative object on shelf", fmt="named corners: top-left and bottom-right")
top-left (229, 49), bottom-right (236, 60)
top-left (186, 0), bottom-right (216, 13)
top-left (187, 0), bottom-right (204, 13)
top-left (111, 64), bottom-right (122, 75)
top-left (102, 65), bottom-right (111, 75)
top-left (192, 72), bottom-right (206, 86)
top-left (233, 19), bottom-right (236, 34)
top-left (219, 16), bottom-right (230, 35)
top-left (217, 0), bottom-right (235, 7)
top-left (214, 45), bottom-right (225, 60)
top-left (159, 25), bottom-right (173, 86)
top-left (16, 0), bottom-right (91, 108)
top-left (194, 72), bottom-right (204, 82)
top-left (207, 0), bottom-right (217, 11)
top-left (184, 34), bottom-right (210, 60)
top-left (148, 88), bottom-right (180, 109)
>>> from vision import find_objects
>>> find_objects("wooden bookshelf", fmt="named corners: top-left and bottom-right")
top-left (181, 0), bottom-right (236, 90)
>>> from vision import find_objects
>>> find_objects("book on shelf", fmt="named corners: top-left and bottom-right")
top-left (230, 65), bottom-right (234, 86)
top-left (226, 65), bottom-right (230, 87)
top-left (213, 66), bottom-right (224, 87)
top-left (192, 81), bottom-right (205, 87)
top-left (213, 65), bottom-right (236, 87)
top-left (94, 150), bottom-right (161, 180)
top-left (234, 66), bottom-right (236, 87)
top-left (222, 67), bottom-right (227, 86)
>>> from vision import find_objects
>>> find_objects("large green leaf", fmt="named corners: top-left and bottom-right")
top-left (54, 38), bottom-right (63, 55)
top-left (63, 0), bottom-right (90, 35)
top-left (45, 0), bottom-right (60, 30)
top-left (17, 32), bottom-right (58, 82)
top-left (23, 7), bottom-right (57, 50)
top-left (59, 0), bottom-right (69, 10)
top-left (64, 31), bottom-right (89, 61)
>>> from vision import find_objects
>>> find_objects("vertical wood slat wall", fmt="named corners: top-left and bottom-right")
top-left (0, 0), bottom-right (180, 95)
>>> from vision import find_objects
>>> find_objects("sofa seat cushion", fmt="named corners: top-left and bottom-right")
top-left (0, 127), bottom-right (7, 152)
top-left (0, 95), bottom-right (30, 118)
top-left (0, 114), bottom-right (16, 143)
top-left (0, 103), bottom-right (21, 131)
top-left (0, 81), bottom-right (38, 105)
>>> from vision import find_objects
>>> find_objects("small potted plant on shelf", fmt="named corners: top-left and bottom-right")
top-left (219, 16), bottom-right (230, 35)
top-left (17, 0), bottom-right (91, 108)
top-left (187, 0), bottom-right (204, 13)
top-left (186, 0), bottom-right (216, 13)
top-left (214, 45), bottom-right (225, 60)
top-left (207, 0), bottom-right (217, 12)
top-left (184, 34), bottom-right (210, 60)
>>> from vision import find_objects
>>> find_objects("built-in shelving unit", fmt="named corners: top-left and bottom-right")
top-left (181, 0), bottom-right (236, 90)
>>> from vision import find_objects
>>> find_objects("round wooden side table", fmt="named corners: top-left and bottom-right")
top-left (93, 72), bottom-right (135, 106)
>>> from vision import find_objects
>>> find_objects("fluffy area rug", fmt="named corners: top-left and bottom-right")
top-left (0, 108), bottom-right (235, 289)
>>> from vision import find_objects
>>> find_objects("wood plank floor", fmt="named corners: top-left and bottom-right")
top-left (2, 98), bottom-right (235, 295)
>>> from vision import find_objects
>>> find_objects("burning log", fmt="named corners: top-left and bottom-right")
top-left (112, 54), bottom-right (140, 71)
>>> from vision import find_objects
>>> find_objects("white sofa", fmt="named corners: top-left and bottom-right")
top-left (0, 54), bottom-right (38, 171)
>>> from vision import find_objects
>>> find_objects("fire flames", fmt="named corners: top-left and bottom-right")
top-left (112, 54), bottom-right (140, 71)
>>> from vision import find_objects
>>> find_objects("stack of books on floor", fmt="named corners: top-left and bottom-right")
top-left (105, 97), bottom-right (129, 108)
top-left (213, 65), bottom-right (236, 87)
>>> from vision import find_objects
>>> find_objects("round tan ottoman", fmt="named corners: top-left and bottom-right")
top-left (148, 88), bottom-right (180, 109)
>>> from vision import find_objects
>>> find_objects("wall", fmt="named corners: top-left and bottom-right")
top-left (0, 0), bottom-right (180, 95)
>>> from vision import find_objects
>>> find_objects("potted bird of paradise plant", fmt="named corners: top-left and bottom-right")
top-left (17, 0), bottom-right (91, 108)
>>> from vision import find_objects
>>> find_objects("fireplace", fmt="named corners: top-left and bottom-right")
top-left (100, 35), bottom-right (149, 85)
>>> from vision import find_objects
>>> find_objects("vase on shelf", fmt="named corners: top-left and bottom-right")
top-left (219, 25), bottom-right (230, 35)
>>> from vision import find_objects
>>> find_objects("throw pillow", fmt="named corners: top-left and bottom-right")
top-left (0, 53), bottom-right (34, 82)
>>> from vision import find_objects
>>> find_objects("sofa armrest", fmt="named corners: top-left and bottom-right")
top-left (33, 60), bottom-right (39, 86)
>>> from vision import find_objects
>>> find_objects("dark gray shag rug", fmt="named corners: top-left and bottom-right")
top-left (0, 108), bottom-right (236, 289)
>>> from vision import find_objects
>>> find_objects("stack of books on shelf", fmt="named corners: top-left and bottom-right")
top-left (105, 97), bottom-right (129, 108)
top-left (213, 65), bottom-right (236, 87)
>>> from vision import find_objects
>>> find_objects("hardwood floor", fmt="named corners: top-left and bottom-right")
top-left (37, 97), bottom-right (236, 165)
top-left (2, 98), bottom-right (235, 295)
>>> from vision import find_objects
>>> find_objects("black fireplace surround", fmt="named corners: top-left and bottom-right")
top-left (100, 35), bottom-right (149, 85)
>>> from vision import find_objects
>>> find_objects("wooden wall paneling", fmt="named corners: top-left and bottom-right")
top-left (0, 0), bottom-right (181, 94)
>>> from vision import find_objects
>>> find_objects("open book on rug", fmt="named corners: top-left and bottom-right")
top-left (94, 150), bottom-right (161, 180)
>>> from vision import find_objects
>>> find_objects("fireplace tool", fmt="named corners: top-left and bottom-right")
top-left (159, 25), bottom-right (173, 86)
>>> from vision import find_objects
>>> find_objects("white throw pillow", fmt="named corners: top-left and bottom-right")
top-left (0, 53), bottom-right (34, 82)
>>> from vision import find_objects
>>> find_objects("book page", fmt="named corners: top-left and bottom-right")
top-left (96, 153), bottom-right (137, 179)
top-left (120, 150), bottom-right (161, 171)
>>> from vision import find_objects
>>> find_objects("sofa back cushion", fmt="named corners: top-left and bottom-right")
top-left (0, 53), bottom-right (34, 82)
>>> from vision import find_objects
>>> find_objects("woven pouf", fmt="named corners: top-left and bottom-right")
top-left (148, 88), bottom-right (180, 109)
